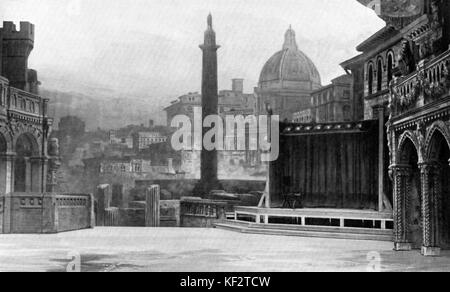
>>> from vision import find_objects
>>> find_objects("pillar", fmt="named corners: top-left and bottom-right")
top-left (433, 163), bottom-right (443, 250)
top-left (391, 164), bottom-right (412, 251)
top-left (0, 153), bottom-right (15, 195)
top-left (145, 185), bottom-right (160, 227)
top-left (30, 157), bottom-right (46, 193)
top-left (24, 157), bottom-right (31, 192)
top-left (0, 153), bottom-right (15, 234)
top-left (375, 105), bottom-right (385, 211)
top-left (420, 162), bottom-right (441, 256)
top-left (111, 184), bottom-right (124, 208)
top-left (46, 157), bottom-right (60, 193)
top-left (95, 184), bottom-right (111, 227)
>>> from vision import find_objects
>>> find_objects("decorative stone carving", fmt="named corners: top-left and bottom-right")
top-left (398, 40), bottom-right (416, 76)
top-left (391, 164), bottom-right (412, 250)
top-left (419, 162), bottom-right (435, 248)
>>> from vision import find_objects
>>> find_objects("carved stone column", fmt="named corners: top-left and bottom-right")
top-left (46, 158), bottom-right (60, 193)
top-left (24, 157), bottom-right (31, 193)
top-left (30, 157), bottom-right (47, 193)
top-left (0, 153), bottom-right (16, 234)
top-left (391, 164), bottom-right (412, 251)
top-left (433, 163), bottom-right (443, 251)
top-left (420, 162), bottom-right (441, 256)
top-left (46, 138), bottom-right (60, 193)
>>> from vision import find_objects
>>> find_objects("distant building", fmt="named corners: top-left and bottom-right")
top-left (164, 92), bottom-right (201, 126)
top-left (132, 132), bottom-right (168, 151)
top-left (164, 79), bottom-right (257, 126)
top-left (255, 27), bottom-right (321, 121)
top-left (165, 79), bottom-right (259, 177)
top-left (292, 109), bottom-right (314, 123)
top-left (311, 75), bottom-right (353, 123)
top-left (100, 158), bottom-right (152, 174)
top-left (109, 130), bottom-right (133, 149)
top-left (219, 79), bottom-right (257, 117)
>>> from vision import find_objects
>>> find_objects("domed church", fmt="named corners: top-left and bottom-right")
top-left (256, 26), bottom-right (322, 121)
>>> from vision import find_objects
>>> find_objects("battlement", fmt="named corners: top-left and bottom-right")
top-left (1, 22), bottom-right (34, 42)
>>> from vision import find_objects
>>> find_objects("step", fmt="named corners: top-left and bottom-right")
top-left (247, 222), bottom-right (393, 236)
top-left (214, 222), bottom-right (393, 242)
top-left (242, 227), bottom-right (393, 242)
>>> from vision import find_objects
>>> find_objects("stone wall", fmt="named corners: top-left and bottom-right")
top-left (119, 209), bottom-right (145, 227)
top-left (180, 198), bottom-right (226, 228)
top-left (0, 193), bottom-right (94, 234)
top-left (103, 201), bottom-right (180, 227)
top-left (134, 179), bottom-right (265, 200)
top-left (55, 195), bottom-right (94, 232)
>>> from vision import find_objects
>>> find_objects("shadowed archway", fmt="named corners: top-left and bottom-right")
top-left (427, 130), bottom-right (450, 249)
top-left (14, 134), bottom-right (40, 192)
top-left (398, 137), bottom-right (422, 249)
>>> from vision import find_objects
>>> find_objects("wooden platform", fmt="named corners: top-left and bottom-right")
top-left (214, 207), bottom-right (394, 242)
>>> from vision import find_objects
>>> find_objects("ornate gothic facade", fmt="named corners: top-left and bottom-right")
top-left (356, 0), bottom-right (450, 256)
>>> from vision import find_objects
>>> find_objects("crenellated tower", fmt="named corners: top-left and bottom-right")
top-left (0, 22), bottom-right (39, 94)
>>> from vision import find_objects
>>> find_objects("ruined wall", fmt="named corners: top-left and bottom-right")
top-left (134, 179), bottom-right (265, 200)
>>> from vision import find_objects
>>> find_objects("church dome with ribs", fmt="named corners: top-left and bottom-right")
top-left (259, 27), bottom-right (321, 91)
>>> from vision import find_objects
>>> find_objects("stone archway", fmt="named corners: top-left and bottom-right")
top-left (426, 129), bottom-right (450, 250)
top-left (14, 133), bottom-right (40, 192)
top-left (0, 133), bottom-right (9, 194)
top-left (395, 137), bottom-right (423, 249)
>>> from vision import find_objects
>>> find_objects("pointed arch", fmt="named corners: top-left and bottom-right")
top-left (0, 126), bottom-right (13, 153)
top-left (397, 130), bottom-right (422, 164)
top-left (424, 121), bottom-right (450, 161)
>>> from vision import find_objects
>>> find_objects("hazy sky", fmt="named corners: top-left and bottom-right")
top-left (0, 0), bottom-right (384, 105)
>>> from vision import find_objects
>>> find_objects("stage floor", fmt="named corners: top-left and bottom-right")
top-left (1, 227), bottom-right (449, 272)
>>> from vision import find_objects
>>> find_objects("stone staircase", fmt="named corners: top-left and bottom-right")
top-left (214, 220), bottom-right (394, 242)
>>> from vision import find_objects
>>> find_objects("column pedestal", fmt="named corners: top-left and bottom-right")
top-left (395, 242), bottom-right (412, 251)
top-left (421, 246), bottom-right (441, 257)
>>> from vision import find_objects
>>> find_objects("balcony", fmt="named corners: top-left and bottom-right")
top-left (390, 49), bottom-right (450, 119)
top-left (5, 86), bottom-right (49, 125)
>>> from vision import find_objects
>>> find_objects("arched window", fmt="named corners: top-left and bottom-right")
top-left (387, 53), bottom-right (394, 85)
top-left (377, 59), bottom-right (383, 91)
top-left (368, 64), bottom-right (374, 95)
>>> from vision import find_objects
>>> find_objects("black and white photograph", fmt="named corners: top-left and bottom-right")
top-left (0, 0), bottom-right (450, 275)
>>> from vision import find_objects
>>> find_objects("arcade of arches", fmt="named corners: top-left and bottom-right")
top-left (389, 120), bottom-right (450, 256)
top-left (0, 131), bottom-right (49, 195)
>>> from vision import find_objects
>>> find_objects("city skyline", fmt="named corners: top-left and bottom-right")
top-left (0, 0), bottom-right (384, 107)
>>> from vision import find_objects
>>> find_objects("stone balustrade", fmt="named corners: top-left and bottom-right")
top-left (390, 49), bottom-right (450, 117)
top-left (180, 198), bottom-right (226, 227)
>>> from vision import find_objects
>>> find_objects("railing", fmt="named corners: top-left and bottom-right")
top-left (180, 198), bottom-right (227, 228)
top-left (180, 198), bottom-right (226, 219)
top-left (390, 49), bottom-right (450, 117)
top-left (56, 194), bottom-right (91, 208)
top-left (8, 87), bottom-right (43, 116)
